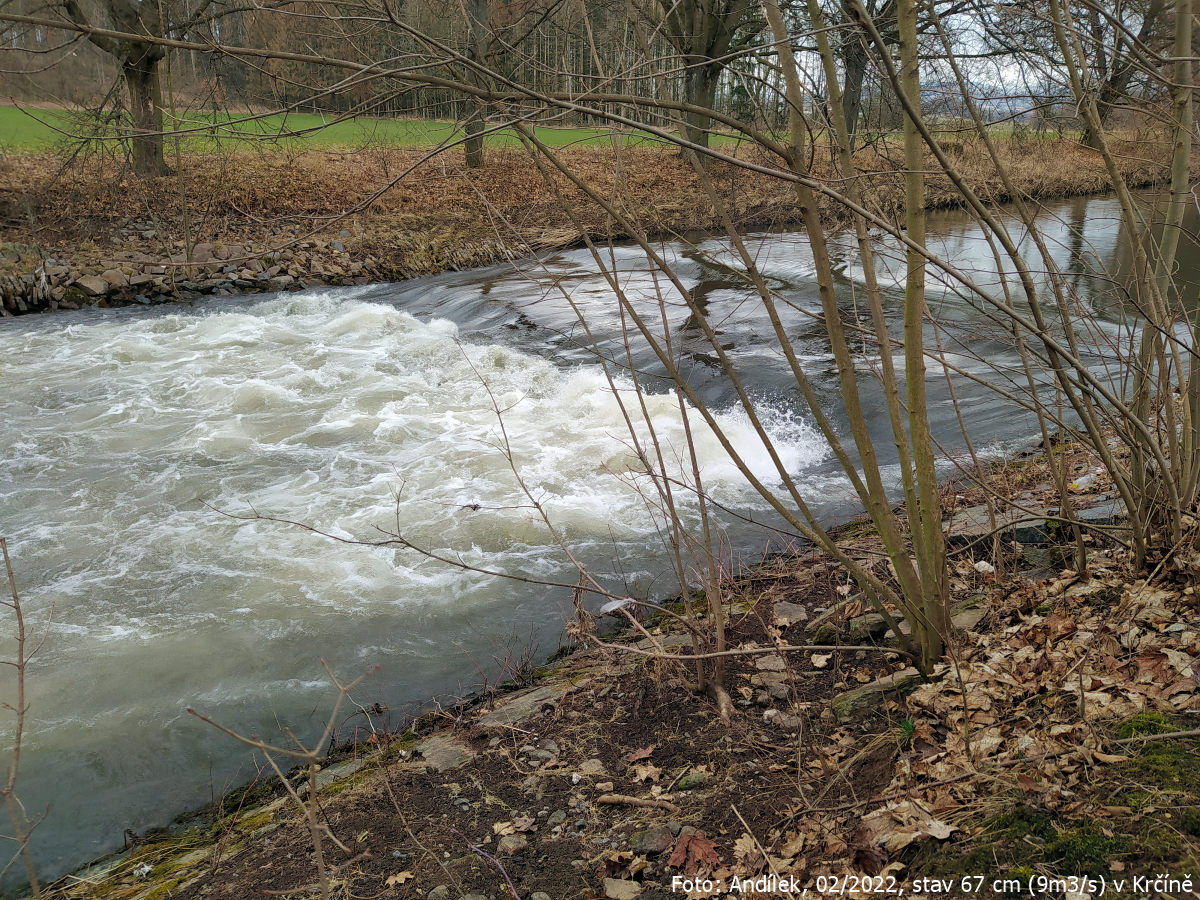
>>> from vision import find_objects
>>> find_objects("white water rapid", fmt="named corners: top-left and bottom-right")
top-left (0, 289), bottom-right (827, 877)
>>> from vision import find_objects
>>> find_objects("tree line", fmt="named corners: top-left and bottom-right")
top-left (0, 1), bottom-right (1182, 173)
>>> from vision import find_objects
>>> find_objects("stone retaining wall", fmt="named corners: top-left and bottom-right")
top-left (0, 238), bottom-right (377, 315)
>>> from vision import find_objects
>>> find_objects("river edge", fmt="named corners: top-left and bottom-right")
top-left (38, 438), bottom-right (1200, 899)
top-left (0, 137), bottom-right (1174, 316)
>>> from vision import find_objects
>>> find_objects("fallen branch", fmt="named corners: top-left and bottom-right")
top-left (595, 793), bottom-right (680, 813)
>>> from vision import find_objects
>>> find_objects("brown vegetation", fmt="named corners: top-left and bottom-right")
top-left (0, 135), bottom-right (1172, 314)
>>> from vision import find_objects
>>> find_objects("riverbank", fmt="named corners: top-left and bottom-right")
top-left (0, 135), bottom-right (1172, 315)
top-left (44, 440), bottom-right (1200, 899)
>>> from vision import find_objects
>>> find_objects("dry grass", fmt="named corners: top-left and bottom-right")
top-left (0, 135), bottom-right (1173, 281)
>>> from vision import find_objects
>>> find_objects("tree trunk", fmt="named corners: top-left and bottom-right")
top-left (464, 107), bottom-right (485, 168)
top-left (841, 37), bottom-right (868, 146)
top-left (463, 0), bottom-right (488, 169)
top-left (1080, 80), bottom-right (1118, 149)
top-left (682, 62), bottom-right (719, 150)
top-left (122, 47), bottom-right (168, 177)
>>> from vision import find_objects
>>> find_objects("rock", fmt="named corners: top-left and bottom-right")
top-left (74, 275), bottom-right (109, 296)
top-left (763, 709), bottom-right (804, 731)
top-left (831, 667), bottom-right (923, 723)
top-left (629, 824), bottom-right (674, 854)
top-left (634, 632), bottom-right (693, 652)
top-left (773, 600), bottom-right (808, 625)
top-left (531, 894), bottom-right (552, 900)
top-left (100, 269), bottom-right (127, 288)
top-left (945, 505), bottom-right (1048, 545)
top-left (604, 879), bottom-right (642, 899)
top-left (426, 887), bottom-right (450, 900)
top-left (952, 605), bottom-right (987, 632)
top-left (848, 613), bottom-right (889, 640)
top-left (750, 672), bottom-right (790, 700)
top-left (476, 684), bottom-right (561, 731)
top-left (754, 654), bottom-right (786, 672)
top-left (266, 275), bottom-right (295, 291)
top-left (330, 240), bottom-right (345, 252)
top-left (1074, 497), bottom-right (1128, 526)
top-left (578, 758), bottom-right (606, 776)
top-left (810, 623), bottom-right (837, 644)
top-left (676, 771), bottom-right (710, 790)
top-left (460, 895), bottom-right (488, 900)
top-left (496, 833), bottom-right (528, 856)
top-left (412, 733), bottom-right (474, 772)
top-left (547, 810), bottom-right (567, 827)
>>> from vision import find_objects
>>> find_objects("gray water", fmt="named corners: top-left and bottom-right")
top-left (0, 193), bottom-right (1155, 881)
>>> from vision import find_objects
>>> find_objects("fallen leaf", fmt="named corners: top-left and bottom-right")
top-left (625, 745), bottom-right (655, 763)
top-left (384, 871), bottom-right (413, 887)
top-left (855, 845), bottom-right (888, 875)
top-left (511, 814), bottom-right (536, 832)
top-left (633, 763), bottom-right (662, 782)
top-left (732, 833), bottom-right (763, 869)
top-left (1018, 774), bottom-right (1044, 793)
top-left (667, 830), bottom-right (721, 874)
top-left (596, 850), bottom-right (634, 879)
top-left (811, 653), bottom-right (831, 669)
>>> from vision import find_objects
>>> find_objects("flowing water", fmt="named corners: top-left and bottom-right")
top-left (0, 192), bottom-right (1168, 880)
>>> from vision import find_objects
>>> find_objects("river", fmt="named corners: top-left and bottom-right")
top-left (0, 192), bottom-right (1161, 882)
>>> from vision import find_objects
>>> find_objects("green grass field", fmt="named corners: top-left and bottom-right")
top-left (0, 105), bottom-right (694, 153)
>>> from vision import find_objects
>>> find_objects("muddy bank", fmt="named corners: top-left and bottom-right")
top-left (0, 137), bottom-right (1173, 315)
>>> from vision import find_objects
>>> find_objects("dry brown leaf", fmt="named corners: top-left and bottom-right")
top-left (732, 833), bottom-right (764, 872)
top-left (596, 850), bottom-right (634, 879)
top-left (625, 745), bottom-right (655, 763)
top-left (384, 871), bottom-right (413, 887)
top-left (667, 830), bottom-right (720, 875)
top-left (633, 763), bottom-right (662, 783)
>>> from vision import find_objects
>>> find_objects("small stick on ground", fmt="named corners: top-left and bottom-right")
top-left (595, 793), bottom-right (680, 813)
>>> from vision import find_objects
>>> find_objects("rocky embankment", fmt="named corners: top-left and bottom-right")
top-left (1, 232), bottom-right (377, 315)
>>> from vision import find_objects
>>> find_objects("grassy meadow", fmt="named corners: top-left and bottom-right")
top-left (0, 104), bottom-right (698, 153)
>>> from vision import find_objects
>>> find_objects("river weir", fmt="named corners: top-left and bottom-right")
top-left (0, 193), bottom-right (1152, 880)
